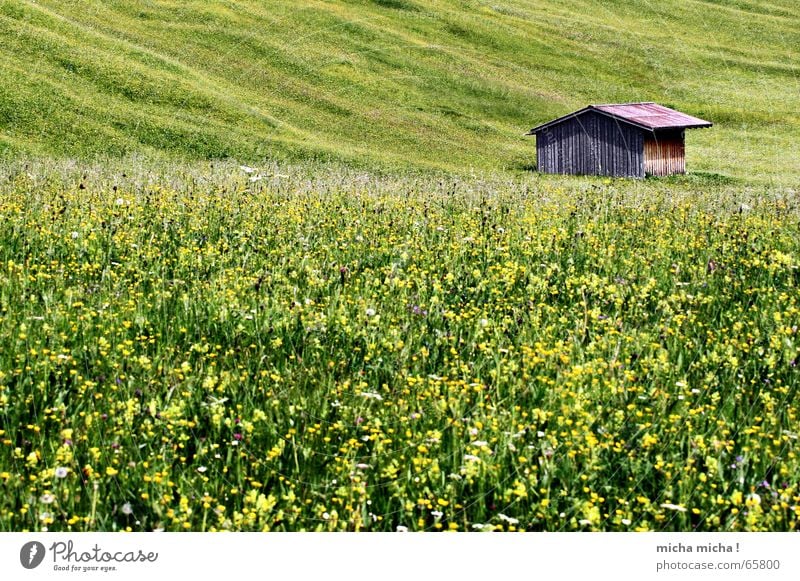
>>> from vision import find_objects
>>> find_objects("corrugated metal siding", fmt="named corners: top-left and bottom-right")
top-left (643, 130), bottom-right (685, 176)
top-left (536, 111), bottom-right (644, 178)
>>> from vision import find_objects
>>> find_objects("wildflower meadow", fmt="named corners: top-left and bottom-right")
top-left (0, 162), bottom-right (798, 532)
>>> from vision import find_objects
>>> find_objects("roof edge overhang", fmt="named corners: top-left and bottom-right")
top-left (525, 104), bottom-right (713, 135)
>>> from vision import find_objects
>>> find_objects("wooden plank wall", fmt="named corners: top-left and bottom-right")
top-left (536, 111), bottom-right (644, 177)
top-left (643, 130), bottom-right (685, 176)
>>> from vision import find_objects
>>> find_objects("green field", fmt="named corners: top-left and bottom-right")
top-left (0, 161), bottom-right (798, 531)
top-left (1, 0), bottom-right (800, 532)
top-left (1, 0), bottom-right (799, 181)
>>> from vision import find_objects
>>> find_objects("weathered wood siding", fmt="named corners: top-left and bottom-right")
top-left (643, 130), bottom-right (685, 176)
top-left (536, 111), bottom-right (644, 178)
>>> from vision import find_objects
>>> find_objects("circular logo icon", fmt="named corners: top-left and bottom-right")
top-left (20, 541), bottom-right (46, 569)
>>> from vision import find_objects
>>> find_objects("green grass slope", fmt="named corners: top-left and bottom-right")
top-left (1, 0), bottom-right (799, 181)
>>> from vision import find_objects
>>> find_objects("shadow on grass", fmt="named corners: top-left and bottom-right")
top-left (647, 171), bottom-right (740, 186)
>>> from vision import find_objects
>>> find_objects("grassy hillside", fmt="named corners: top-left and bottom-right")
top-left (1, 0), bottom-right (799, 181)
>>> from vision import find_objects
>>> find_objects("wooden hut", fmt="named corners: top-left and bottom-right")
top-left (526, 103), bottom-right (712, 178)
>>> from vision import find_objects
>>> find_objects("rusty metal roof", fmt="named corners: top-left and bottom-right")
top-left (527, 102), bottom-right (712, 134)
top-left (592, 103), bottom-right (712, 129)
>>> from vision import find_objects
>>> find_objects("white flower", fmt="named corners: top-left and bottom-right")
top-left (322, 512), bottom-right (330, 520)
top-left (471, 440), bottom-right (489, 447)
top-left (196, 466), bottom-right (207, 473)
top-left (355, 463), bottom-right (371, 470)
top-left (40, 493), bottom-right (55, 505)
top-left (621, 518), bottom-right (632, 525)
top-left (430, 510), bottom-right (444, 518)
top-left (54, 467), bottom-right (68, 479)
top-left (396, 525), bottom-right (408, 532)
top-left (463, 454), bottom-right (480, 462)
top-left (365, 308), bottom-right (376, 317)
top-left (537, 431), bottom-right (546, 438)
top-left (660, 503), bottom-right (687, 512)
top-left (115, 197), bottom-right (125, 206)
top-left (498, 514), bottom-right (519, 524)
top-left (121, 502), bottom-right (133, 515)
top-left (359, 392), bottom-right (383, 401)
top-left (578, 519), bottom-right (592, 526)
top-left (71, 231), bottom-right (79, 239)
top-left (479, 318), bottom-right (489, 327)
top-left (746, 493), bottom-right (761, 506)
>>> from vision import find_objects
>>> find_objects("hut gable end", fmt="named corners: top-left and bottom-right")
top-left (535, 110), bottom-right (644, 178)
